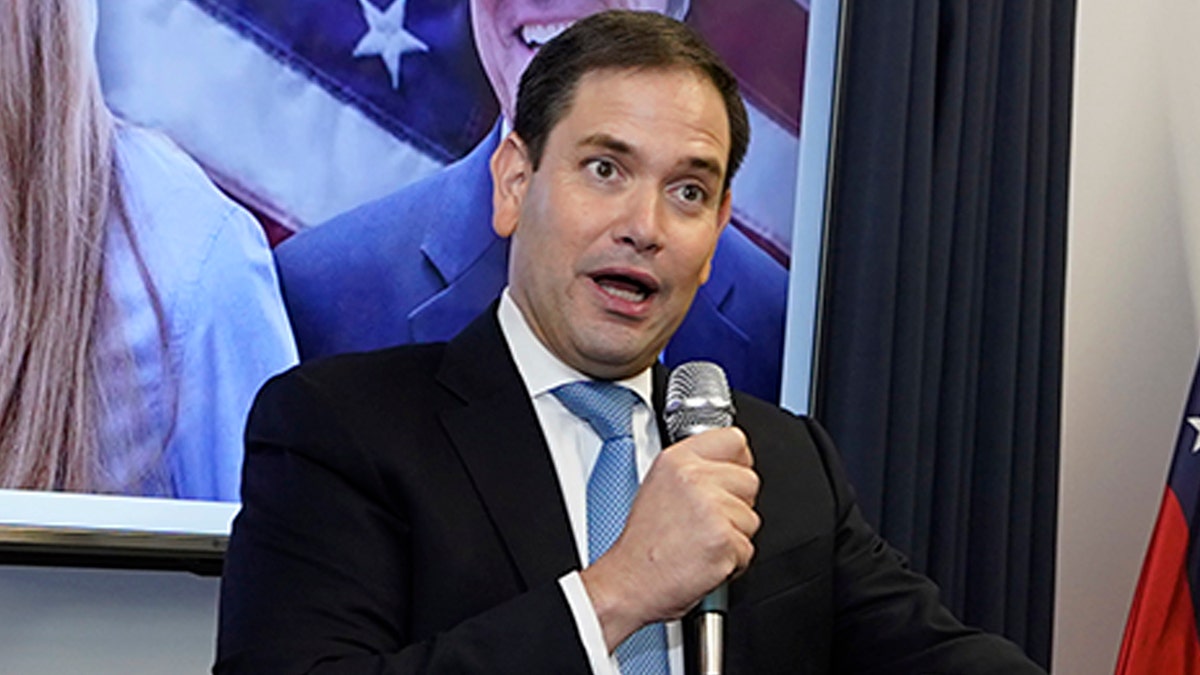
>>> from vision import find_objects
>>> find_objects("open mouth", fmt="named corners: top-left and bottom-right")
top-left (592, 272), bottom-right (658, 304)
top-left (518, 20), bottom-right (575, 48)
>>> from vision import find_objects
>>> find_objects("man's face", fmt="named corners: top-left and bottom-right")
top-left (470, 0), bottom-right (671, 121)
top-left (490, 67), bottom-right (732, 380)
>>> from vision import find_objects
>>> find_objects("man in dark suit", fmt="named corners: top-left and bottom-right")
top-left (273, 0), bottom-right (788, 402)
top-left (216, 11), bottom-right (1044, 674)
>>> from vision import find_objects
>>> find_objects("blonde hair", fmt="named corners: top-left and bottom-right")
top-left (0, 1), bottom-right (166, 492)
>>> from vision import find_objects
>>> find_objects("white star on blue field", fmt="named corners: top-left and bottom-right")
top-left (353, 0), bottom-right (429, 89)
top-left (1186, 416), bottom-right (1200, 453)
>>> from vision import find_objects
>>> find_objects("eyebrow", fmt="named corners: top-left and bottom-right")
top-left (578, 132), bottom-right (725, 182)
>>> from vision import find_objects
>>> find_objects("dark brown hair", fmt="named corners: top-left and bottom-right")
top-left (514, 10), bottom-right (750, 192)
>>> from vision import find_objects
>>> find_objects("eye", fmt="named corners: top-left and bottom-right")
top-left (586, 158), bottom-right (618, 180)
top-left (678, 183), bottom-right (707, 204)
top-left (670, 182), bottom-right (711, 209)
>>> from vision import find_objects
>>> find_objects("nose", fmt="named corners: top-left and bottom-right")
top-left (614, 185), bottom-right (664, 254)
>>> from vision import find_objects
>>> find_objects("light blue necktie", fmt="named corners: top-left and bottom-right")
top-left (553, 381), bottom-right (670, 675)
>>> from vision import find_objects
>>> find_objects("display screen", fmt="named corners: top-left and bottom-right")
top-left (0, 0), bottom-right (840, 568)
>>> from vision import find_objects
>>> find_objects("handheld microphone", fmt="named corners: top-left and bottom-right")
top-left (664, 361), bottom-right (734, 675)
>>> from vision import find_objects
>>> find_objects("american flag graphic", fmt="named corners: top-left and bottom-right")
top-left (96, 0), bottom-right (808, 258)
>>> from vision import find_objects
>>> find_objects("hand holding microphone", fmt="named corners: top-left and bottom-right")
top-left (579, 362), bottom-right (758, 673)
top-left (664, 362), bottom-right (742, 675)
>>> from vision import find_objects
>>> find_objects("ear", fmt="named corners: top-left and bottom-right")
top-left (698, 189), bottom-right (733, 285)
top-left (490, 132), bottom-right (531, 239)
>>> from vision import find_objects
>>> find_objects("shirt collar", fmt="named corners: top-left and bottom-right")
top-left (497, 289), bottom-right (654, 410)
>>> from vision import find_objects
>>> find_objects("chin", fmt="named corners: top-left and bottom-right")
top-left (579, 346), bottom-right (660, 379)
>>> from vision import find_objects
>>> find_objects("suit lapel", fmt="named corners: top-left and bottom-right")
top-left (437, 307), bottom-right (580, 587)
top-left (410, 124), bottom-right (509, 342)
top-left (409, 237), bottom-right (508, 343)
top-left (666, 276), bottom-right (751, 392)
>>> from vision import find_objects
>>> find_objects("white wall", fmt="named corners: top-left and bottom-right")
top-left (0, 567), bottom-right (219, 674)
top-left (1056, 0), bottom-right (1200, 673)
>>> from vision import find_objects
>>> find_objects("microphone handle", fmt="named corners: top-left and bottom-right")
top-left (697, 585), bottom-right (727, 675)
top-left (689, 422), bottom-right (728, 674)
top-left (691, 425), bottom-right (729, 675)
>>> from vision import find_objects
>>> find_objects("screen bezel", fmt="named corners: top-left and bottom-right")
top-left (780, 0), bottom-right (848, 416)
top-left (0, 490), bottom-right (233, 573)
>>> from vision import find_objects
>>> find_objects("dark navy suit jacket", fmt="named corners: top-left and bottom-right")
top-left (215, 307), bottom-right (1045, 674)
top-left (274, 124), bottom-right (789, 401)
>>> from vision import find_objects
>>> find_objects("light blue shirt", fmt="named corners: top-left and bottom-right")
top-left (99, 124), bottom-right (298, 501)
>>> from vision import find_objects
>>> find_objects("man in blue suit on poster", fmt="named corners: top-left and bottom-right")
top-left (275, 0), bottom-right (788, 401)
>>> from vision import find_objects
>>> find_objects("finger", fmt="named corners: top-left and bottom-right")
top-left (673, 427), bottom-right (752, 466)
top-left (654, 453), bottom-right (757, 509)
top-left (713, 492), bottom-right (761, 538)
top-left (729, 531), bottom-right (756, 577)
top-left (710, 521), bottom-right (758, 578)
top-left (709, 464), bottom-right (760, 505)
top-left (723, 427), bottom-right (751, 466)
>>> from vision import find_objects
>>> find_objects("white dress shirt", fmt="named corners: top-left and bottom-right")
top-left (497, 290), bottom-right (684, 675)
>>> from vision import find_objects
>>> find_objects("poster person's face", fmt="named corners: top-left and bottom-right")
top-left (490, 67), bottom-right (732, 379)
top-left (470, 0), bottom-right (672, 122)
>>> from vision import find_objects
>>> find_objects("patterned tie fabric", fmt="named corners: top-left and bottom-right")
top-left (552, 381), bottom-right (670, 675)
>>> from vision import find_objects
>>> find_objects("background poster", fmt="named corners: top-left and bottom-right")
top-left (0, 0), bottom-right (813, 518)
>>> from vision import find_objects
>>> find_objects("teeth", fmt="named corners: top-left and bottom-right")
top-left (519, 21), bottom-right (573, 48)
top-left (598, 280), bottom-right (648, 303)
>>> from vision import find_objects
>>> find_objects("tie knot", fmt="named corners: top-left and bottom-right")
top-left (552, 381), bottom-right (639, 442)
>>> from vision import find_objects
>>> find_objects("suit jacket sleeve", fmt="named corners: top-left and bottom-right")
top-left (214, 367), bottom-right (591, 674)
top-left (806, 417), bottom-right (1044, 674)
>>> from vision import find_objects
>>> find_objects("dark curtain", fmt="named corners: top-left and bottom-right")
top-left (811, 0), bottom-right (1074, 669)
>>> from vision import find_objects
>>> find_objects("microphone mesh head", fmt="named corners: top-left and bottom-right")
top-left (664, 361), bottom-right (734, 442)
